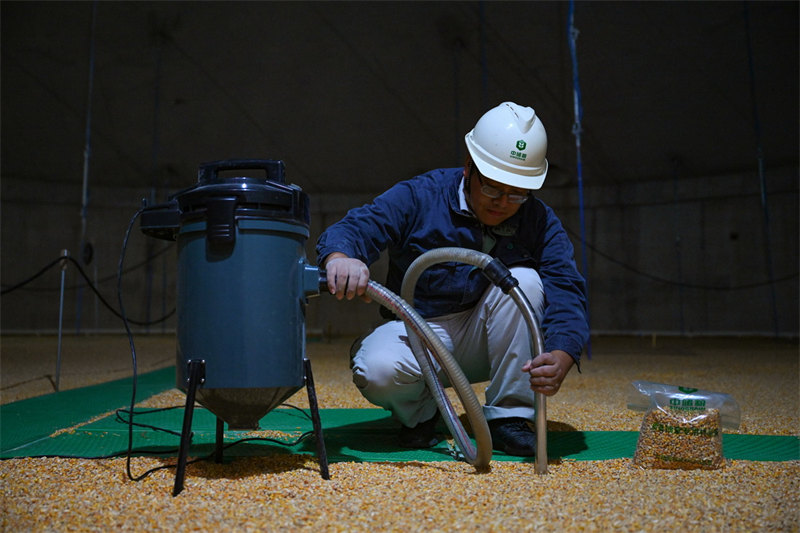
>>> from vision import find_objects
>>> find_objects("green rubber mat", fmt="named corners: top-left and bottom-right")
top-left (1, 367), bottom-right (174, 455)
top-left (2, 367), bottom-right (798, 463)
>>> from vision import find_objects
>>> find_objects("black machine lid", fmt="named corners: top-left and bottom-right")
top-left (177, 159), bottom-right (309, 222)
top-left (140, 159), bottom-right (310, 241)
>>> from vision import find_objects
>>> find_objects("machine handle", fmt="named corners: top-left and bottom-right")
top-left (198, 159), bottom-right (286, 184)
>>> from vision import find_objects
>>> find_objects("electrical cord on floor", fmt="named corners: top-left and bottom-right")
top-left (2, 428), bottom-right (316, 471)
top-left (113, 403), bottom-right (314, 442)
top-left (117, 207), bottom-right (153, 481)
top-left (110, 403), bottom-right (316, 480)
top-left (114, 406), bottom-right (184, 437)
top-left (1, 400), bottom-right (318, 478)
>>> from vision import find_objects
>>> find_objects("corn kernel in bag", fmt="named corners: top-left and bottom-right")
top-left (628, 381), bottom-right (740, 470)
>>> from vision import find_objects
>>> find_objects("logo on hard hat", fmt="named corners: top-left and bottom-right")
top-left (510, 139), bottom-right (528, 161)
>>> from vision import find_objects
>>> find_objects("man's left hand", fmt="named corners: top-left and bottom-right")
top-left (521, 350), bottom-right (574, 396)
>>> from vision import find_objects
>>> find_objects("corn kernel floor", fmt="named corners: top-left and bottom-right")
top-left (1, 334), bottom-right (798, 531)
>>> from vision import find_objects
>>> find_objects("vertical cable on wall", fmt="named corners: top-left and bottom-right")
top-left (743, 1), bottom-right (779, 336)
top-left (568, 0), bottom-right (591, 356)
top-left (671, 159), bottom-right (686, 334)
top-left (76, 0), bottom-right (98, 333)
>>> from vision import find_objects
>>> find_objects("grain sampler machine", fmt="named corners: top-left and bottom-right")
top-left (140, 159), bottom-right (328, 495)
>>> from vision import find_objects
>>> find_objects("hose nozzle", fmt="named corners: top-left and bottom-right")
top-left (481, 258), bottom-right (519, 294)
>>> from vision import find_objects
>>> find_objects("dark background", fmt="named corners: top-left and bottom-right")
top-left (2, 1), bottom-right (797, 338)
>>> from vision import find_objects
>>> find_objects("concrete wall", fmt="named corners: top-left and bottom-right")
top-left (2, 167), bottom-right (797, 337)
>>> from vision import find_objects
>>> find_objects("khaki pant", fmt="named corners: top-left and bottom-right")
top-left (351, 267), bottom-right (545, 427)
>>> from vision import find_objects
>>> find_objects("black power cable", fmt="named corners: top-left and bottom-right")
top-left (1, 403), bottom-right (316, 468)
top-left (561, 224), bottom-right (798, 291)
top-left (118, 206), bottom-right (147, 481)
top-left (1, 256), bottom-right (66, 295)
top-left (106, 404), bottom-right (316, 481)
top-left (3, 244), bottom-right (174, 294)
top-left (1, 252), bottom-right (175, 326)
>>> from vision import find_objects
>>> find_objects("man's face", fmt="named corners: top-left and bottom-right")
top-left (465, 163), bottom-right (529, 227)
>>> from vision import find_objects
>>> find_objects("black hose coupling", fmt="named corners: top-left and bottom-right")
top-left (481, 258), bottom-right (519, 294)
top-left (318, 269), bottom-right (328, 292)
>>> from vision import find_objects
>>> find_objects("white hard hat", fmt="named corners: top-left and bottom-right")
top-left (464, 101), bottom-right (548, 190)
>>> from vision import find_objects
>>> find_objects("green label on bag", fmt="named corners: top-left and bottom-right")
top-left (650, 421), bottom-right (719, 437)
top-left (669, 397), bottom-right (706, 411)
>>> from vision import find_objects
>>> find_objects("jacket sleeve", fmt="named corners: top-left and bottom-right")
top-left (316, 181), bottom-right (415, 266)
top-left (537, 205), bottom-right (590, 363)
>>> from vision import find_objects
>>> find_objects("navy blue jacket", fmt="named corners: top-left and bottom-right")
top-left (316, 168), bottom-right (589, 361)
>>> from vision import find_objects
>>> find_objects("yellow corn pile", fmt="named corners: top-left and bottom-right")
top-left (1, 336), bottom-right (797, 531)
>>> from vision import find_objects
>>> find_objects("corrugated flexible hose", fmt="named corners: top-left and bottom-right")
top-left (399, 248), bottom-right (547, 474)
top-left (364, 280), bottom-right (493, 470)
top-left (331, 248), bottom-right (548, 473)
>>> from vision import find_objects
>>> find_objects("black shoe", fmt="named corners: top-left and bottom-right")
top-left (398, 412), bottom-right (440, 448)
top-left (488, 417), bottom-right (537, 456)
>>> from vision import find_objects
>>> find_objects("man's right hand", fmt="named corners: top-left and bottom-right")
top-left (324, 253), bottom-right (371, 302)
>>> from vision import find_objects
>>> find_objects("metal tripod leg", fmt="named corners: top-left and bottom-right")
top-left (173, 359), bottom-right (205, 497)
top-left (215, 417), bottom-right (225, 464)
top-left (304, 358), bottom-right (330, 480)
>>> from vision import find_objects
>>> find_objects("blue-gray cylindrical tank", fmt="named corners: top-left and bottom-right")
top-left (141, 159), bottom-right (321, 429)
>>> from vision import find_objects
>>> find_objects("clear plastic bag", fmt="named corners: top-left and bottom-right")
top-left (628, 381), bottom-right (741, 470)
top-left (627, 381), bottom-right (741, 429)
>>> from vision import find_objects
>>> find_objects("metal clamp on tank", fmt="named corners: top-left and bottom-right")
top-left (205, 196), bottom-right (238, 248)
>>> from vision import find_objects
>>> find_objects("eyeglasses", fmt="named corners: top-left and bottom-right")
top-left (472, 167), bottom-right (530, 204)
